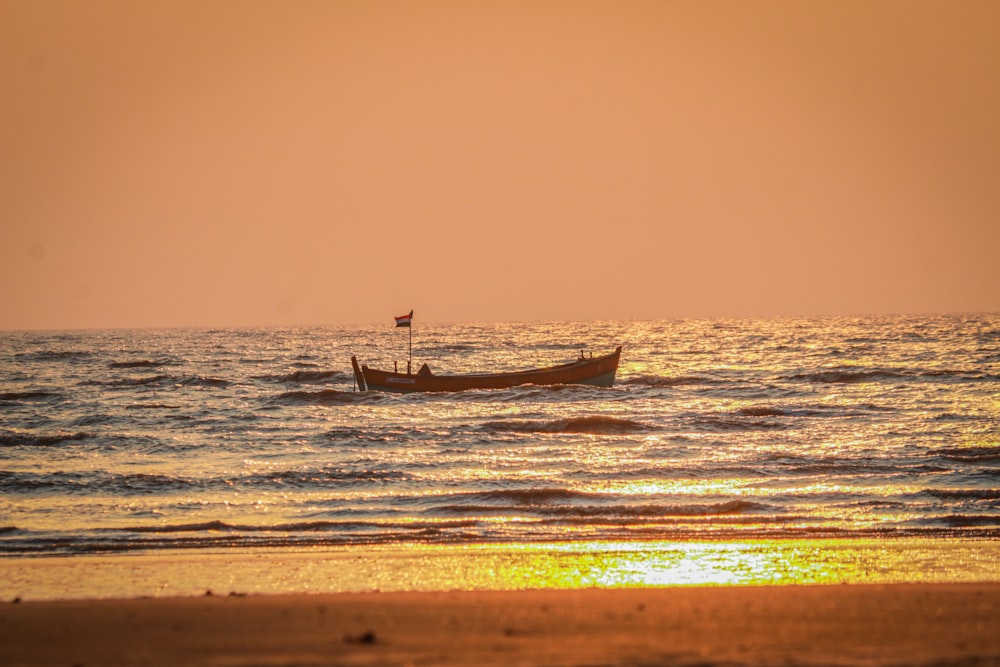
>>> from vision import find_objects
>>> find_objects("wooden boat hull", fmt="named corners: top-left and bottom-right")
top-left (352, 346), bottom-right (621, 393)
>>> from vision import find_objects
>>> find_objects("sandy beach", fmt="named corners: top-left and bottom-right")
top-left (2, 584), bottom-right (998, 666)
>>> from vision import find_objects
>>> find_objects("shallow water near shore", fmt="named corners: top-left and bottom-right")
top-left (2, 315), bottom-right (998, 597)
top-left (3, 537), bottom-right (997, 600)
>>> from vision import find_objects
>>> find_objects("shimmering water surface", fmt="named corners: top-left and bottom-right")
top-left (2, 316), bottom-right (998, 582)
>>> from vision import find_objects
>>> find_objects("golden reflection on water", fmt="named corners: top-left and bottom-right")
top-left (5, 539), bottom-right (998, 600)
top-left (430, 539), bottom-right (1000, 589)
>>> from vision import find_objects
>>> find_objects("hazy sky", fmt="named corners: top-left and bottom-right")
top-left (2, 0), bottom-right (998, 329)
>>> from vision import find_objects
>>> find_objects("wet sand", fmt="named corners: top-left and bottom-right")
top-left (2, 584), bottom-right (998, 666)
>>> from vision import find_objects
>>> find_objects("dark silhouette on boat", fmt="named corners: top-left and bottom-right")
top-left (351, 346), bottom-right (621, 393)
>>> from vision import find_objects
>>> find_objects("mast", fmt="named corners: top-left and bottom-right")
top-left (394, 309), bottom-right (414, 374)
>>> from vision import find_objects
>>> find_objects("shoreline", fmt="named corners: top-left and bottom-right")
top-left (3, 537), bottom-right (999, 601)
top-left (3, 584), bottom-right (999, 666)
top-left (4, 540), bottom-right (999, 665)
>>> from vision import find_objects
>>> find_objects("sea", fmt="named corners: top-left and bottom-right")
top-left (2, 315), bottom-right (999, 595)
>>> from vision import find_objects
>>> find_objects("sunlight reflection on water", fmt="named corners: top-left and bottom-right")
top-left (4, 538), bottom-right (997, 600)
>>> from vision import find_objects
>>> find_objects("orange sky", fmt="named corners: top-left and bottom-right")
top-left (2, 0), bottom-right (998, 329)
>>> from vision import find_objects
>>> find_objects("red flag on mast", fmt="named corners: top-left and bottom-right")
top-left (394, 310), bottom-right (413, 327)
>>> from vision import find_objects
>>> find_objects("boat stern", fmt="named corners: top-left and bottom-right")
top-left (350, 356), bottom-right (367, 391)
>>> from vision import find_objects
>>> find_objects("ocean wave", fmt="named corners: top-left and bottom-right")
top-left (550, 512), bottom-right (799, 527)
top-left (735, 406), bottom-right (787, 417)
top-left (855, 403), bottom-right (898, 413)
top-left (109, 518), bottom-right (479, 534)
top-left (114, 473), bottom-right (202, 492)
top-left (524, 342), bottom-right (586, 351)
top-left (399, 383), bottom-right (619, 405)
top-left (622, 375), bottom-right (712, 387)
top-left (481, 416), bottom-right (653, 435)
top-left (920, 488), bottom-right (1000, 501)
top-left (257, 369), bottom-right (346, 384)
top-left (125, 403), bottom-right (182, 410)
top-left (80, 374), bottom-right (172, 387)
top-left (71, 414), bottom-right (116, 427)
top-left (423, 488), bottom-right (767, 513)
top-left (0, 390), bottom-right (62, 401)
top-left (837, 499), bottom-right (909, 510)
top-left (932, 412), bottom-right (985, 422)
top-left (751, 453), bottom-right (945, 477)
top-left (787, 369), bottom-right (908, 384)
top-left (468, 488), bottom-right (600, 505)
top-left (788, 461), bottom-right (945, 477)
top-left (787, 367), bottom-right (997, 385)
top-left (240, 468), bottom-right (412, 486)
top-left (80, 374), bottom-right (231, 388)
top-left (931, 446), bottom-right (1000, 463)
top-left (728, 405), bottom-right (834, 418)
top-left (177, 375), bottom-right (232, 388)
top-left (0, 467), bottom-right (411, 494)
top-left (0, 430), bottom-right (90, 447)
top-left (115, 520), bottom-right (235, 533)
top-left (0, 534), bottom-right (334, 556)
top-left (419, 344), bottom-right (478, 354)
top-left (504, 383), bottom-right (612, 398)
top-left (920, 369), bottom-right (1000, 383)
top-left (7, 524), bottom-right (998, 557)
top-left (0, 470), bottom-right (199, 493)
top-left (430, 493), bottom-right (769, 519)
top-left (322, 427), bottom-right (401, 444)
top-left (269, 389), bottom-right (374, 405)
top-left (935, 514), bottom-right (1000, 528)
top-left (14, 350), bottom-right (92, 362)
top-left (109, 359), bottom-right (167, 369)
top-left (689, 415), bottom-right (789, 432)
top-left (0, 520), bottom-right (490, 555)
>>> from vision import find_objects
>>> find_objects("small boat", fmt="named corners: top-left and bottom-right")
top-left (351, 346), bottom-right (622, 393)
